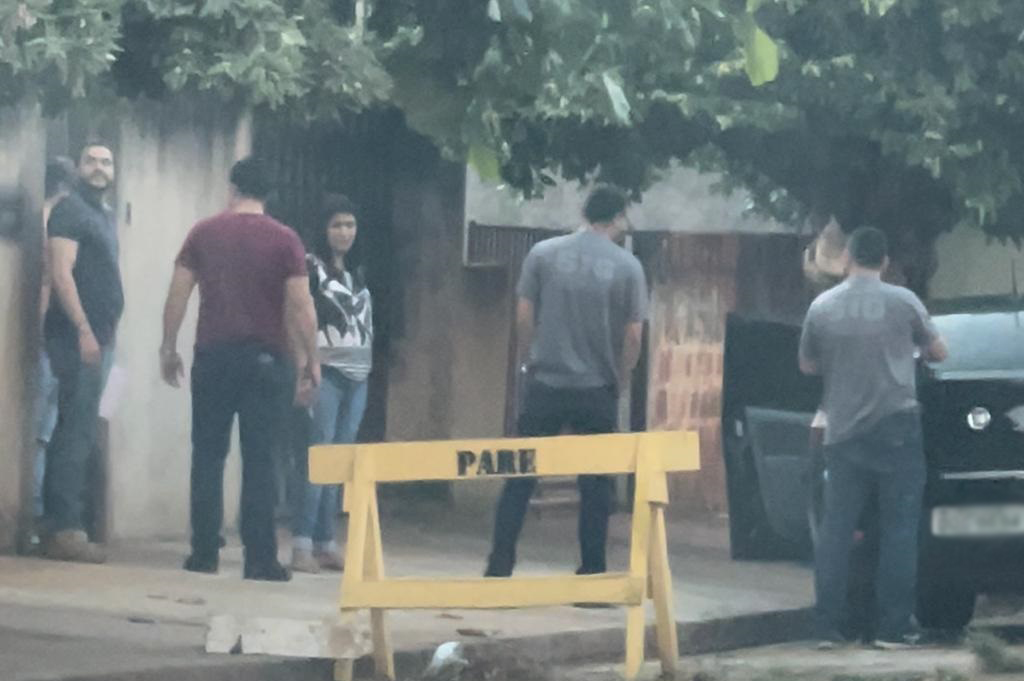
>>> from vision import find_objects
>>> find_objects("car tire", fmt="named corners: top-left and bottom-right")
top-left (727, 446), bottom-right (806, 560)
top-left (915, 581), bottom-right (976, 631)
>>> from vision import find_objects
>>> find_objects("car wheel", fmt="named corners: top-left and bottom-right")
top-left (727, 446), bottom-right (805, 560)
top-left (916, 582), bottom-right (976, 631)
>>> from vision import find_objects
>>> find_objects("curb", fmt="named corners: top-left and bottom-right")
top-left (42, 607), bottom-right (814, 681)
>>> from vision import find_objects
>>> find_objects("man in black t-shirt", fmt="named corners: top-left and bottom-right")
top-left (42, 142), bottom-right (123, 563)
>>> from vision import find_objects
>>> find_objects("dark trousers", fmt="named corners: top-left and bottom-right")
top-left (815, 410), bottom-right (926, 641)
top-left (190, 343), bottom-right (290, 564)
top-left (486, 380), bottom-right (618, 576)
top-left (44, 340), bottom-right (113, 533)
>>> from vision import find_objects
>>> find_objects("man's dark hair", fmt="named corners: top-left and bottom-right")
top-left (45, 156), bottom-right (76, 198)
top-left (77, 140), bottom-right (113, 163)
top-left (848, 226), bottom-right (888, 268)
top-left (583, 185), bottom-right (628, 224)
top-left (229, 157), bottom-right (272, 200)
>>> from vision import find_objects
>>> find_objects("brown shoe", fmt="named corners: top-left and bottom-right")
top-left (315, 549), bottom-right (344, 572)
top-left (291, 548), bottom-right (321, 574)
top-left (44, 530), bottom-right (106, 564)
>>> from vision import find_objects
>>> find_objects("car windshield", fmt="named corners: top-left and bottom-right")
top-left (931, 305), bottom-right (1024, 377)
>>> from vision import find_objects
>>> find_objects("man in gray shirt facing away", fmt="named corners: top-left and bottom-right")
top-left (485, 185), bottom-right (648, 578)
top-left (800, 226), bottom-right (948, 649)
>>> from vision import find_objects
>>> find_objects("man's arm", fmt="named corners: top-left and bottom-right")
top-left (799, 355), bottom-right (821, 376)
top-left (798, 310), bottom-right (821, 376)
top-left (620, 259), bottom-right (648, 392)
top-left (908, 293), bottom-right (948, 364)
top-left (922, 336), bottom-right (949, 363)
top-left (50, 236), bottom-right (101, 364)
top-left (39, 261), bottom-right (51, 329)
top-left (285, 275), bottom-right (320, 406)
top-left (159, 264), bottom-right (197, 387)
top-left (620, 321), bottom-right (644, 391)
top-left (516, 297), bottom-right (535, 366)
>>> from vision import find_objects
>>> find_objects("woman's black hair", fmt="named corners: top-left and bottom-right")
top-left (45, 157), bottom-right (76, 199)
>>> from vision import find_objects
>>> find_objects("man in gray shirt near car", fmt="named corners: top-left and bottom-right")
top-left (485, 185), bottom-right (648, 578)
top-left (800, 226), bottom-right (948, 649)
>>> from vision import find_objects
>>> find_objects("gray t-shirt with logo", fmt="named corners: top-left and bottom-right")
top-left (799, 275), bottom-right (939, 445)
top-left (519, 229), bottom-right (648, 390)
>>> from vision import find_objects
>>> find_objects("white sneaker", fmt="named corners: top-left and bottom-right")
top-left (872, 633), bottom-right (921, 651)
top-left (291, 548), bottom-right (321, 574)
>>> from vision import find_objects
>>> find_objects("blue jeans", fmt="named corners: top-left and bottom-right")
top-left (33, 352), bottom-right (60, 518)
top-left (815, 410), bottom-right (926, 641)
top-left (190, 343), bottom-right (292, 563)
top-left (291, 370), bottom-right (367, 550)
top-left (44, 340), bottom-right (115, 533)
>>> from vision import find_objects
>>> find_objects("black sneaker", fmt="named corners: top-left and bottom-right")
top-left (183, 553), bottom-right (219, 574)
top-left (244, 559), bottom-right (292, 582)
top-left (483, 558), bottom-right (512, 578)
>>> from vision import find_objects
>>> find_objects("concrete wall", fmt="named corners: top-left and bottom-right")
top-left (466, 164), bottom-right (792, 233)
top-left (0, 102), bottom-right (45, 551)
top-left (106, 99), bottom-right (251, 539)
top-left (384, 135), bottom-right (513, 506)
top-left (386, 137), bottom-right (511, 443)
top-left (930, 226), bottom-right (1024, 299)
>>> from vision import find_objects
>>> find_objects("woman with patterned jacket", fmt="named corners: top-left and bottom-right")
top-left (290, 194), bottom-right (372, 573)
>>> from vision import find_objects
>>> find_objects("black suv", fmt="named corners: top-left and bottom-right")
top-left (721, 297), bottom-right (1024, 630)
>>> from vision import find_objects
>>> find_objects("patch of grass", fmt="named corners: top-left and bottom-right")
top-left (968, 630), bottom-right (1024, 674)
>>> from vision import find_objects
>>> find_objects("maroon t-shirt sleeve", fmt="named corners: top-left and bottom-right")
top-left (281, 230), bottom-right (307, 278)
top-left (176, 225), bottom-right (201, 271)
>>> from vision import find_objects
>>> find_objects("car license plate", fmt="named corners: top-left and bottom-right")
top-left (932, 505), bottom-right (1024, 538)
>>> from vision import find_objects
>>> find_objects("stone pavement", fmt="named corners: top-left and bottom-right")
top-left (0, 510), bottom-right (814, 681)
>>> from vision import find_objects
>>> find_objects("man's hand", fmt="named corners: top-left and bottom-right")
top-left (79, 326), bottom-right (102, 365)
top-left (294, 362), bottom-right (322, 407)
top-left (161, 264), bottom-right (197, 387)
top-left (924, 336), bottom-right (949, 364)
top-left (160, 346), bottom-right (184, 387)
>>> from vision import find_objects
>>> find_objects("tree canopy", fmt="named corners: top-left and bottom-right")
top-left (5, 0), bottom-right (1024, 287)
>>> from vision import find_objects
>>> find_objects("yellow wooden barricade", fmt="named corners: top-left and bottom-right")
top-left (309, 430), bottom-right (700, 681)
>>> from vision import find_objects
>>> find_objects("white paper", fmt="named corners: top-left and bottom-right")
top-left (99, 365), bottom-right (126, 420)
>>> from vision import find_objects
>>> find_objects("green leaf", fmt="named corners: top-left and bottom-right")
top-left (468, 144), bottom-right (501, 181)
top-left (199, 0), bottom-right (234, 18)
top-left (508, 0), bottom-right (533, 22)
top-left (862, 0), bottom-right (899, 16)
top-left (280, 28), bottom-right (307, 48)
top-left (602, 71), bottom-right (631, 123)
top-left (487, 0), bottom-right (501, 22)
top-left (741, 14), bottom-right (779, 86)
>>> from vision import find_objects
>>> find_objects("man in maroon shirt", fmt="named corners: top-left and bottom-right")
top-left (159, 158), bottom-right (319, 581)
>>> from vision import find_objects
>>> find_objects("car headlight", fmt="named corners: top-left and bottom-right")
top-left (967, 407), bottom-right (992, 431)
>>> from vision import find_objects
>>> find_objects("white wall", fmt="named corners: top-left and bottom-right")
top-left (106, 100), bottom-right (251, 539)
top-left (931, 225), bottom-right (1024, 299)
top-left (466, 163), bottom-right (792, 233)
top-left (0, 102), bottom-right (44, 550)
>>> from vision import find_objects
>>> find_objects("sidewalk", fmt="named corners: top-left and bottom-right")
top-left (563, 641), bottom-right (983, 681)
top-left (0, 510), bottom-right (814, 681)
